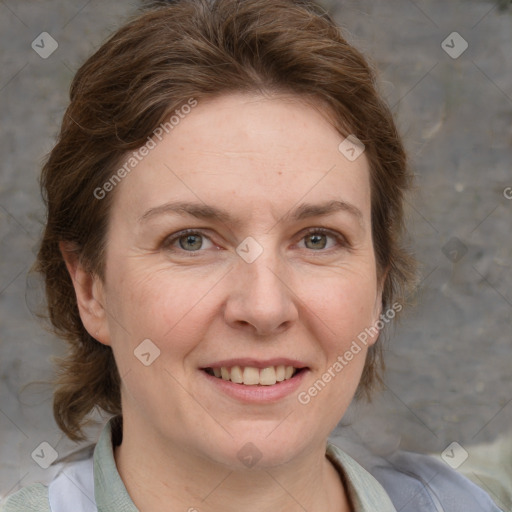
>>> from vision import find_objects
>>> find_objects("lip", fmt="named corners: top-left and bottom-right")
top-left (200, 366), bottom-right (309, 403)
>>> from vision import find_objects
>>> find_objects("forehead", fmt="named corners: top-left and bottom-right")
top-left (110, 93), bottom-right (371, 225)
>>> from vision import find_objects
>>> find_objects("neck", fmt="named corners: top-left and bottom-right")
top-left (114, 419), bottom-right (351, 512)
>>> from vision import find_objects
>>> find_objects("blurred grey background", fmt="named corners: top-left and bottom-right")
top-left (1, 0), bottom-right (511, 502)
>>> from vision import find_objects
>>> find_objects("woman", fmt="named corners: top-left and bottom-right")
top-left (1, 0), bottom-right (503, 510)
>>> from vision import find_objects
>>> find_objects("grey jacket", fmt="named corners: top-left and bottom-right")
top-left (332, 441), bottom-right (504, 511)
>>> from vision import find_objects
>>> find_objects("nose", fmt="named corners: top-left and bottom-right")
top-left (223, 248), bottom-right (299, 336)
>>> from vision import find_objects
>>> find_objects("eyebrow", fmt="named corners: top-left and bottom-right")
top-left (139, 199), bottom-right (363, 226)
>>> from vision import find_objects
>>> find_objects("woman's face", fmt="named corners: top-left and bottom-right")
top-left (88, 93), bottom-right (383, 467)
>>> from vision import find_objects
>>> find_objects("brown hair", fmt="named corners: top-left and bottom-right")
top-left (36, 0), bottom-right (416, 441)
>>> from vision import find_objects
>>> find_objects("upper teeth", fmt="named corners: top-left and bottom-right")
top-left (211, 365), bottom-right (296, 386)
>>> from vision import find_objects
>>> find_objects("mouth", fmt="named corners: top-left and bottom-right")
top-left (202, 365), bottom-right (306, 386)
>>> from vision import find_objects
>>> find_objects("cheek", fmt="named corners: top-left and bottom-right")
top-left (102, 267), bottom-right (221, 413)
top-left (296, 274), bottom-right (378, 427)
top-left (105, 264), bottom-right (221, 355)
top-left (303, 268), bottom-right (379, 342)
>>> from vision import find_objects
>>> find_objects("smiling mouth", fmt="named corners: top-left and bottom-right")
top-left (202, 365), bottom-right (305, 386)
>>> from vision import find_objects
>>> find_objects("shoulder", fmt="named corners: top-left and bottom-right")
top-left (1, 445), bottom-right (96, 512)
top-left (328, 439), bottom-right (503, 512)
top-left (0, 483), bottom-right (50, 512)
top-left (451, 436), bottom-right (512, 512)
top-left (377, 449), bottom-right (503, 511)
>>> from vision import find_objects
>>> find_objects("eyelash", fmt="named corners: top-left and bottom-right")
top-left (162, 227), bottom-right (349, 254)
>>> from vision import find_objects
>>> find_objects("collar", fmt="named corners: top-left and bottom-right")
top-left (326, 442), bottom-right (397, 512)
top-left (91, 418), bottom-right (396, 512)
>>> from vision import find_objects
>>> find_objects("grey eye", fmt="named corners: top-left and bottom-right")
top-left (304, 233), bottom-right (328, 250)
top-left (178, 233), bottom-right (204, 251)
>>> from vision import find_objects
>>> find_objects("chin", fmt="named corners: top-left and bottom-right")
top-left (202, 426), bottom-right (317, 470)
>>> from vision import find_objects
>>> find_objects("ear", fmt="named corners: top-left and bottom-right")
top-left (60, 242), bottom-right (111, 346)
top-left (368, 265), bottom-right (390, 347)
